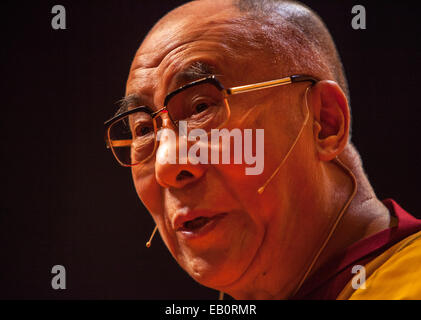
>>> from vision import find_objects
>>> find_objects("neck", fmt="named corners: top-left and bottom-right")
top-left (308, 144), bottom-right (393, 277)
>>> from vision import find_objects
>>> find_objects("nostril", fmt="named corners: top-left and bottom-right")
top-left (176, 170), bottom-right (194, 181)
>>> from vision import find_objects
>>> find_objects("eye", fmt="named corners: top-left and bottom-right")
top-left (134, 125), bottom-right (153, 137)
top-left (194, 102), bottom-right (210, 114)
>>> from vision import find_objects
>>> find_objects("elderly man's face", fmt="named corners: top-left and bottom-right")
top-left (127, 0), bottom-right (318, 292)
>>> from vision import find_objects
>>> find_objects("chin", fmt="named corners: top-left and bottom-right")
top-left (172, 218), bottom-right (264, 290)
top-left (180, 252), bottom-right (245, 289)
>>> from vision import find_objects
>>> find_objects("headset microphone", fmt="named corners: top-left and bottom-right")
top-left (257, 86), bottom-right (311, 195)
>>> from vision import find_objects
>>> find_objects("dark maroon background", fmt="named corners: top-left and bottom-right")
top-left (0, 0), bottom-right (420, 299)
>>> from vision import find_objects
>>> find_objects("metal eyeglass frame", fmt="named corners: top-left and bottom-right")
top-left (104, 74), bottom-right (319, 167)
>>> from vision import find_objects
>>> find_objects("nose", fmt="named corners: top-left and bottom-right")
top-left (154, 118), bottom-right (207, 189)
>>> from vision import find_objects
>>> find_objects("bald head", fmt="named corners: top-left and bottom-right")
top-left (234, 0), bottom-right (349, 99)
top-left (150, 0), bottom-right (348, 94)
top-left (144, 0), bottom-right (350, 113)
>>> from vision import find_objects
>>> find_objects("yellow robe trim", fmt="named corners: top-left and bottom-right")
top-left (337, 230), bottom-right (421, 300)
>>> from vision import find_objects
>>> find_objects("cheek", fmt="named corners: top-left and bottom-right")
top-left (209, 126), bottom-right (291, 224)
top-left (132, 165), bottom-right (181, 256)
top-left (131, 165), bottom-right (162, 217)
top-left (208, 162), bottom-right (271, 231)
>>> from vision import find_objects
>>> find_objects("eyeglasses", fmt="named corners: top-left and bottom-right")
top-left (104, 74), bottom-right (318, 167)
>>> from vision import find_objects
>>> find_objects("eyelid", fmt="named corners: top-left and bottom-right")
top-left (129, 113), bottom-right (153, 129)
top-left (132, 113), bottom-right (153, 121)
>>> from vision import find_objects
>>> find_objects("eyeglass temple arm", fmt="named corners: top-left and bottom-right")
top-left (226, 75), bottom-right (317, 95)
top-left (105, 139), bottom-right (132, 149)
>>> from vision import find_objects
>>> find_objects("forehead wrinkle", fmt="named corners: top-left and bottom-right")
top-left (152, 19), bottom-right (254, 91)
top-left (128, 8), bottom-right (268, 109)
top-left (136, 28), bottom-right (232, 72)
top-left (131, 66), bottom-right (156, 83)
top-left (126, 64), bottom-right (159, 111)
top-left (135, 40), bottom-right (231, 106)
top-left (137, 10), bottom-right (249, 69)
top-left (157, 45), bottom-right (227, 91)
top-left (129, 39), bottom-right (209, 103)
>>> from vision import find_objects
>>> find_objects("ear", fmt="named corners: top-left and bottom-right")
top-left (309, 80), bottom-right (350, 161)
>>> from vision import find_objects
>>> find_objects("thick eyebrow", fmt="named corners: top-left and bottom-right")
top-left (116, 94), bottom-right (148, 115)
top-left (172, 61), bottom-right (217, 87)
top-left (116, 62), bottom-right (218, 115)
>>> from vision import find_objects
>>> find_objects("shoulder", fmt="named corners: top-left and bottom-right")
top-left (340, 231), bottom-right (421, 299)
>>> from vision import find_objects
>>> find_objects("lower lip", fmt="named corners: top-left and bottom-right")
top-left (177, 213), bottom-right (227, 240)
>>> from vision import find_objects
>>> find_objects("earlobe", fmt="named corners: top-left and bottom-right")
top-left (310, 80), bottom-right (350, 161)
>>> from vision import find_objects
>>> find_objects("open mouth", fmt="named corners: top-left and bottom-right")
top-left (183, 216), bottom-right (213, 230)
top-left (177, 212), bottom-right (227, 237)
